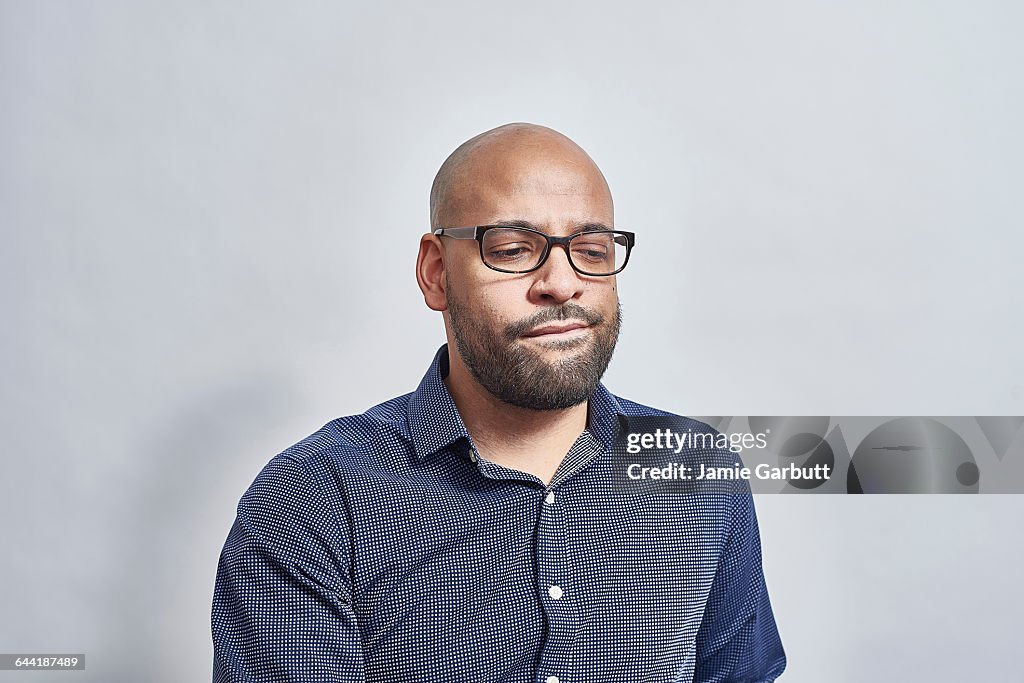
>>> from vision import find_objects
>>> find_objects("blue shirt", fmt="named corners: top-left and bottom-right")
top-left (212, 345), bottom-right (786, 682)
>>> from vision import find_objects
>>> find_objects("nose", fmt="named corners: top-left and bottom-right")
top-left (528, 243), bottom-right (585, 304)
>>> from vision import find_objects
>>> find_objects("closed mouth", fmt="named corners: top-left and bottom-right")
top-left (522, 322), bottom-right (590, 338)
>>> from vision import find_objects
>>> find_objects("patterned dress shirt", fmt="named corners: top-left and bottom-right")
top-left (212, 345), bottom-right (786, 682)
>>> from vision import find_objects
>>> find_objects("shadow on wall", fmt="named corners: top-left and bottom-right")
top-left (94, 371), bottom-right (296, 682)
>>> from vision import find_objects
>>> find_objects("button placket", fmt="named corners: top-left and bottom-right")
top-left (535, 484), bottom-right (578, 680)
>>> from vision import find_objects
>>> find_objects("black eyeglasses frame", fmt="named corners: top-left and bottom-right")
top-left (432, 225), bottom-right (636, 276)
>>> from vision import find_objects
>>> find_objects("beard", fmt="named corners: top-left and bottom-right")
top-left (446, 286), bottom-right (621, 411)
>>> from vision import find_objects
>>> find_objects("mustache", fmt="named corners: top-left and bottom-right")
top-left (504, 303), bottom-right (606, 342)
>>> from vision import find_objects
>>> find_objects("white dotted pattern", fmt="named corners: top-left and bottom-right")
top-left (212, 345), bottom-right (785, 682)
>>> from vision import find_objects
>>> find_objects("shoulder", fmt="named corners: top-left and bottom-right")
top-left (608, 392), bottom-right (746, 481)
top-left (610, 393), bottom-right (722, 436)
top-left (233, 392), bottom-right (417, 550)
top-left (241, 392), bottom-right (416, 507)
top-left (265, 391), bottom-right (415, 472)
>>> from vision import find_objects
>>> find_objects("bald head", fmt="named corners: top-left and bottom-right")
top-left (429, 123), bottom-right (613, 230)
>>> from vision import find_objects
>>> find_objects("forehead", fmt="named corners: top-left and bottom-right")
top-left (445, 139), bottom-right (613, 229)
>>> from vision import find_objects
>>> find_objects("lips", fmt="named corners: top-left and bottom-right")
top-left (522, 321), bottom-right (590, 338)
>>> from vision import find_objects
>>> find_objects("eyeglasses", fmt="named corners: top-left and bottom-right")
top-left (433, 225), bottom-right (635, 276)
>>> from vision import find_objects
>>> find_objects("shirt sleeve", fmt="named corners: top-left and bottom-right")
top-left (211, 453), bottom-right (364, 682)
top-left (693, 484), bottom-right (787, 683)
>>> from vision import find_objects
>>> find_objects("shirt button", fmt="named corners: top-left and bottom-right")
top-left (548, 585), bottom-right (563, 600)
top-left (546, 677), bottom-right (560, 683)
top-left (545, 491), bottom-right (555, 504)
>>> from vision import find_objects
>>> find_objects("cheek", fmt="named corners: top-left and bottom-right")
top-left (475, 281), bottom-right (534, 318)
top-left (474, 298), bottom-right (518, 331)
top-left (588, 282), bottom-right (618, 310)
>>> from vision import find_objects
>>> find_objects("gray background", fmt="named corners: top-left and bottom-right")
top-left (2, 1), bottom-right (1022, 681)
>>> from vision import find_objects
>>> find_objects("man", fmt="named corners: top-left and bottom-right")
top-left (212, 123), bottom-right (786, 682)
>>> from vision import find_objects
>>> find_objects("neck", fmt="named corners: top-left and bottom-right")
top-left (443, 351), bottom-right (589, 485)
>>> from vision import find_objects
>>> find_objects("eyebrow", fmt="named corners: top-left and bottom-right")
top-left (491, 219), bottom-right (613, 234)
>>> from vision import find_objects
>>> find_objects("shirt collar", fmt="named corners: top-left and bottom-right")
top-left (407, 345), bottom-right (472, 462)
top-left (407, 344), bottom-right (626, 462)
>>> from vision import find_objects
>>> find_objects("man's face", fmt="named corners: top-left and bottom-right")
top-left (440, 138), bottom-right (621, 410)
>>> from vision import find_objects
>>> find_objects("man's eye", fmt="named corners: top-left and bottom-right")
top-left (571, 243), bottom-right (610, 262)
top-left (488, 244), bottom-right (534, 260)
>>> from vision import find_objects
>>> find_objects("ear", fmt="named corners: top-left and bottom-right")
top-left (416, 233), bottom-right (448, 312)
